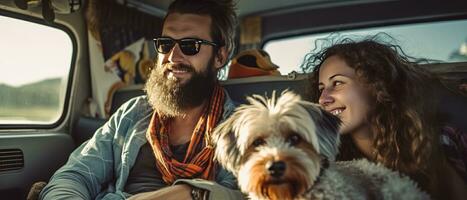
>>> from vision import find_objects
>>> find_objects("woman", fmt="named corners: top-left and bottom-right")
top-left (304, 37), bottom-right (467, 199)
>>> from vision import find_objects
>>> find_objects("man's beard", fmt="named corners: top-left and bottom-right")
top-left (145, 58), bottom-right (217, 117)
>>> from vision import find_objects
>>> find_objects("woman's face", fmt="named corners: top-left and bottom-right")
top-left (318, 55), bottom-right (372, 136)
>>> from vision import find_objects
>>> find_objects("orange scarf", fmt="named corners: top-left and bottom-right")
top-left (146, 85), bottom-right (225, 184)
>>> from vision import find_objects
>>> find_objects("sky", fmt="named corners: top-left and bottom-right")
top-left (0, 15), bottom-right (72, 87)
top-left (264, 19), bottom-right (467, 74)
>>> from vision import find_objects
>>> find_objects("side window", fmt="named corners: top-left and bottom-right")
top-left (0, 15), bottom-right (74, 125)
top-left (264, 19), bottom-right (467, 73)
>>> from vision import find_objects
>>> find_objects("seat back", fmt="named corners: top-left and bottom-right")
top-left (74, 74), bottom-right (307, 146)
top-left (110, 73), bottom-right (309, 113)
top-left (222, 73), bottom-right (308, 104)
top-left (435, 83), bottom-right (467, 132)
top-left (423, 62), bottom-right (467, 132)
top-left (85, 68), bottom-right (467, 148)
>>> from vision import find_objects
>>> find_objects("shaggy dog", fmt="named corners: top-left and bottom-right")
top-left (212, 91), bottom-right (429, 200)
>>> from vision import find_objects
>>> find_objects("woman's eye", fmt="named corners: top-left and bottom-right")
top-left (333, 80), bottom-right (343, 87)
top-left (252, 138), bottom-right (265, 147)
top-left (287, 134), bottom-right (301, 145)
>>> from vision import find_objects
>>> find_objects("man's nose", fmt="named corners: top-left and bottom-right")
top-left (318, 88), bottom-right (334, 106)
top-left (167, 43), bottom-right (184, 63)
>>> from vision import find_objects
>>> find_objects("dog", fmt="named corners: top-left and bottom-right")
top-left (212, 91), bottom-right (429, 200)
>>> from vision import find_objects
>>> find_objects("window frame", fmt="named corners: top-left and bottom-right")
top-left (0, 9), bottom-right (77, 129)
top-left (261, 14), bottom-right (467, 74)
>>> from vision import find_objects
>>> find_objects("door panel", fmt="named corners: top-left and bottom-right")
top-left (0, 133), bottom-right (74, 199)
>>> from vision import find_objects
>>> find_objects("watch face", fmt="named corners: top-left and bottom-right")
top-left (191, 187), bottom-right (208, 200)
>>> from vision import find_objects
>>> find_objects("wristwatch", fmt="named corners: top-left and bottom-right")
top-left (191, 187), bottom-right (209, 200)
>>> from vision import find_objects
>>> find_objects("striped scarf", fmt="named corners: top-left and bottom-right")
top-left (146, 85), bottom-right (225, 184)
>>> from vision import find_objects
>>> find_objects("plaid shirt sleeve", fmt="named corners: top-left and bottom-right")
top-left (440, 126), bottom-right (467, 183)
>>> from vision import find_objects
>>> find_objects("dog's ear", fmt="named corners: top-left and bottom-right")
top-left (304, 103), bottom-right (341, 161)
top-left (212, 115), bottom-right (242, 176)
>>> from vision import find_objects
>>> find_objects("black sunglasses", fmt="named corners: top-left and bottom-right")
top-left (153, 37), bottom-right (218, 56)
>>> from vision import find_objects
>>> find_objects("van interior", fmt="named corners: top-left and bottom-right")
top-left (0, 0), bottom-right (466, 199)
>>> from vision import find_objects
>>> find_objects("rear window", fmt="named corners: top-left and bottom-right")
top-left (264, 19), bottom-right (467, 74)
top-left (0, 15), bottom-right (73, 125)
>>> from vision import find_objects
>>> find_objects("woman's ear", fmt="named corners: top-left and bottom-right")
top-left (214, 47), bottom-right (228, 69)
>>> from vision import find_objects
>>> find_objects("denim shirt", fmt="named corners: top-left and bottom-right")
top-left (39, 93), bottom-right (240, 200)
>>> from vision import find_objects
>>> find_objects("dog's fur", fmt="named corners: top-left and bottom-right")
top-left (213, 91), bottom-right (429, 200)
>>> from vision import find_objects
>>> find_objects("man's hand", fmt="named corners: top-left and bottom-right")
top-left (128, 184), bottom-right (192, 200)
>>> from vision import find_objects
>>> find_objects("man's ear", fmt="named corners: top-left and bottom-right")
top-left (214, 46), bottom-right (228, 69)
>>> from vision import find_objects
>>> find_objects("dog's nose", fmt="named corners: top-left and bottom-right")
top-left (266, 161), bottom-right (286, 178)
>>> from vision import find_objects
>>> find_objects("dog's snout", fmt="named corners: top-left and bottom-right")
top-left (266, 161), bottom-right (286, 178)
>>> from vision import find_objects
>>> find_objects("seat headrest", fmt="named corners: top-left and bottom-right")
top-left (228, 49), bottom-right (281, 79)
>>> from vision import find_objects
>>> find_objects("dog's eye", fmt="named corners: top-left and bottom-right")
top-left (287, 134), bottom-right (301, 145)
top-left (252, 138), bottom-right (265, 147)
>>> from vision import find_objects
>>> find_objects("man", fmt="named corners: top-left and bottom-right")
top-left (40, 0), bottom-right (243, 199)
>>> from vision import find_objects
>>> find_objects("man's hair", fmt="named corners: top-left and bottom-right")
top-left (165, 0), bottom-right (237, 59)
top-left (303, 35), bottom-right (444, 196)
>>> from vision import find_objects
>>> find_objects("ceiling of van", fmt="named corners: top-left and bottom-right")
top-left (0, 0), bottom-right (388, 19)
top-left (126, 0), bottom-right (376, 17)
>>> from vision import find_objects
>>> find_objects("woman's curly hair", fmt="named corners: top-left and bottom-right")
top-left (303, 34), bottom-right (443, 192)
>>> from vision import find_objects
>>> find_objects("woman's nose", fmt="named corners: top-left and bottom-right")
top-left (318, 88), bottom-right (334, 106)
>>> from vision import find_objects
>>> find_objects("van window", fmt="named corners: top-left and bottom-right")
top-left (0, 15), bottom-right (73, 125)
top-left (264, 19), bottom-right (467, 74)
